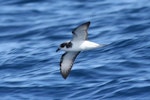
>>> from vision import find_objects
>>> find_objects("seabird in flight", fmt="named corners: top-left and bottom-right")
top-left (56, 21), bottom-right (103, 79)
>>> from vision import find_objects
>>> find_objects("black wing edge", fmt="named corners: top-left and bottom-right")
top-left (60, 52), bottom-right (80, 79)
top-left (72, 21), bottom-right (91, 34)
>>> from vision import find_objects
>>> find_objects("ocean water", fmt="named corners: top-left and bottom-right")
top-left (0, 0), bottom-right (150, 100)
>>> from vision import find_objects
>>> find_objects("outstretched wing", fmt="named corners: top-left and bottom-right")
top-left (72, 21), bottom-right (90, 41)
top-left (60, 51), bottom-right (80, 79)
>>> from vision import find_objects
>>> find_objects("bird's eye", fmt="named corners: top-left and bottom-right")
top-left (66, 42), bottom-right (72, 48)
top-left (60, 43), bottom-right (66, 48)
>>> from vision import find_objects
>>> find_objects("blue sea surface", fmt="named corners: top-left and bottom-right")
top-left (0, 0), bottom-right (150, 100)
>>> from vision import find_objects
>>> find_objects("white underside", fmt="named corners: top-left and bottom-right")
top-left (61, 40), bottom-right (103, 52)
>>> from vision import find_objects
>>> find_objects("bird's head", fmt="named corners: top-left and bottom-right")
top-left (56, 42), bottom-right (72, 52)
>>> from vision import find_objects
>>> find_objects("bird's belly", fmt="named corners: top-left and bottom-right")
top-left (65, 47), bottom-right (82, 52)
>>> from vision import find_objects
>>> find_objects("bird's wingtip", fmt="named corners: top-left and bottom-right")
top-left (72, 21), bottom-right (91, 33)
top-left (61, 72), bottom-right (69, 79)
top-left (83, 21), bottom-right (90, 26)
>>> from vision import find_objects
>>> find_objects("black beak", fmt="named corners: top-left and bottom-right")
top-left (56, 48), bottom-right (60, 52)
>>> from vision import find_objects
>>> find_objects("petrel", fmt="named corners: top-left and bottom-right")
top-left (56, 21), bottom-right (103, 79)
